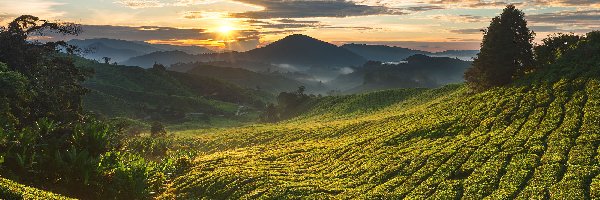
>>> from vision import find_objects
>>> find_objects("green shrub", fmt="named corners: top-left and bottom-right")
top-left (0, 177), bottom-right (74, 200)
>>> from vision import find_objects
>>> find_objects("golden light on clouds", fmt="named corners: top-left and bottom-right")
top-left (217, 25), bottom-right (235, 35)
top-left (146, 39), bottom-right (228, 48)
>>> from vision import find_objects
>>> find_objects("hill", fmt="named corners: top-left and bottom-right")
top-left (173, 62), bottom-right (327, 94)
top-left (241, 34), bottom-right (366, 67)
top-left (121, 34), bottom-right (366, 71)
top-left (163, 77), bottom-right (600, 199)
top-left (68, 38), bottom-right (213, 63)
top-left (122, 50), bottom-right (202, 68)
top-left (341, 43), bottom-right (430, 62)
top-left (342, 43), bottom-right (478, 61)
top-left (329, 54), bottom-right (472, 92)
top-left (0, 177), bottom-right (74, 199)
top-left (155, 32), bottom-right (600, 198)
top-left (77, 58), bottom-right (269, 121)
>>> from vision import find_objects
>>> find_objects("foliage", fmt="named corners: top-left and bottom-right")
top-left (465, 5), bottom-right (535, 91)
top-left (534, 33), bottom-right (583, 68)
top-left (151, 121), bottom-right (167, 137)
top-left (0, 177), bottom-right (74, 200)
top-left (0, 15), bottom-right (196, 200)
top-left (79, 58), bottom-right (267, 121)
top-left (0, 15), bottom-right (91, 127)
top-left (260, 86), bottom-right (317, 122)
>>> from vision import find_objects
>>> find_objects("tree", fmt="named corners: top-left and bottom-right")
top-left (150, 121), bottom-right (167, 137)
top-left (464, 5), bottom-right (535, 91)
top-left (534, 33), bottom-right (583, 68)
top-left (152, 62), bottom-right (167, 71)
top-left (0, 15), bottom-right (90, 127)
top-left (0, 62), bottom-right (30, 129)
top-left (102, 57), bottom-right (111, 64)
top-left (260, 103), bottom-right (279, 122)
top-left (296, 85), bottom-right (306, 95)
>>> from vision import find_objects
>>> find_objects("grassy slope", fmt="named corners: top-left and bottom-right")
top-left (77, 58), bottom-right (268, 118)
top-left (161, 67), bottom-right (600, 199)
top-left (0, 177), bottom-right (74, 199)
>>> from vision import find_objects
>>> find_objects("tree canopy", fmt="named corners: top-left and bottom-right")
top-left (464, 5), bottom-right (535, 91)
top-left (0, 15), bottom-right (90, 128)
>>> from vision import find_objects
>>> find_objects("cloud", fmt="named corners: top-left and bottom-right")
top-left (449, 28), bottom-right (483, 34)
top-left (246, 19), bottom-right (323, 29)
top-left (527, 9), bottom-right (600, 27)
top-left (531, 0), bottom-right (600, 7)
top-left (0, 0), bottom-right (65, 19)
top-left (529, 25), bottom-right (568, 32)
top-left (406, 5), bottom-right (445, 12)
top-left (114, 0), bottom-right (218, 8)
top-left (114, 0), bottom-right (165, 8)
top-left (424, 0), bottom-right (517, 8)
top-left (229, 0), bottom-right (405, 19)
top-left (35, 24), bottom-right (261, 51)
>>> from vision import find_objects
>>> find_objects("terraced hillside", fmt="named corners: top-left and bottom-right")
top-left (159, 66), bottom-right (600, 199)
top-left (0, 177), bottom-right (74, 199)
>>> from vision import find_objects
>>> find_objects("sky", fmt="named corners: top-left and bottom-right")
top-left (0, 0), bottom-right (599, 52)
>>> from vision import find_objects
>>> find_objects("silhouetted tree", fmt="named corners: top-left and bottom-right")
top-left (296, 85), bottom-right (306, 95)
top-left (534, 33), bottom-right (583, 68)
top-left (464, 5), bottom-right (535, 91)
top-left (102, 57), bottom-right (111, 64)
top-left (0, 15), bottom-right (90, 127)
top-left (152, 62), bottom-right (167, 71)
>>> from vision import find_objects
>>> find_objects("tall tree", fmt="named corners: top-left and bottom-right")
top-left (0, 15), bottom-right (90, 127)
top-left (464, 5), bottom-right (535, 91)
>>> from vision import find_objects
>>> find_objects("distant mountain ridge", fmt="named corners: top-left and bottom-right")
top-left (342, 43), bottom-right (478, 61)
top-left (122, 34), bottom-right (367, 68)
top-left (68, 38), bottom-right (214, 63)
top-left (330, 54), bottom-right (472, 93)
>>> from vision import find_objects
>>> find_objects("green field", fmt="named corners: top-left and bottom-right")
top-left (155, 68), bottom-right (600, 199)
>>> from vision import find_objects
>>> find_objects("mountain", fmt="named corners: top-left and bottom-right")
top-left (342, 43), bottom-right (479, 62)
top-left (240, 34), bottom-right (366, 67)
top-left (121, 34), bottom-right (367, 70)
top-left (68, 38), bottom-right (213, 63)
top-left (341, 43), bottom-right (430, 62)
top-left (329, 54), bottom-right (472, 92)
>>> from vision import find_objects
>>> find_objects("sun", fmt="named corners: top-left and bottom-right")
top-left (217, 25), bottom-right (235, 35)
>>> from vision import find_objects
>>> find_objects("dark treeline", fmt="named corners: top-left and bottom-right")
top-left (0, 15), bottom-right (196, 199)
top-left (464, 5), bottom-right (600, 91)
